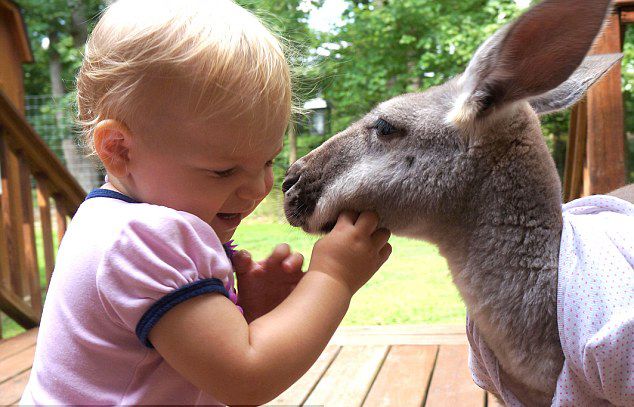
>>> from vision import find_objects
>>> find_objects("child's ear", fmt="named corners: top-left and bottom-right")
top-left (94, 119), bottom-right (133, 178)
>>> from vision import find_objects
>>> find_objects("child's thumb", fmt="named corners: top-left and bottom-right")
top-left (232, 250), bottom-right (253, 274)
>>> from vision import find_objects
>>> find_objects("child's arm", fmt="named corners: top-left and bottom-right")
top-left (149, 211), bottom-right (391, 405)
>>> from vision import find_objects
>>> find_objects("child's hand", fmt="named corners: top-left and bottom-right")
top-left (308, 211), bottom-right (392, 295)
top-left (233, 244), bottom-right (304, 323)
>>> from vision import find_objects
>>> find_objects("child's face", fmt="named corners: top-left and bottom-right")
top-left (127, 104), bottom-right (285, 243)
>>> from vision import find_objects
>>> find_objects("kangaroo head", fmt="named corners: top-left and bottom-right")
top-left (284, 0), bottom-right (619, 243)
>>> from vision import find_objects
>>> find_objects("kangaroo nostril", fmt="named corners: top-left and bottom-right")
top-left (282, 174), bottom-right (300, 194)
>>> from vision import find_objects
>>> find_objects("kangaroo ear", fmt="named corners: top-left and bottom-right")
top-left (447, 0), bottom-right (613, 126)
top-left (529, 53), bottom-right (622, 115)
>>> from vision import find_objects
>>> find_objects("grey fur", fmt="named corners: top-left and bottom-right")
top-left (283, 0), bottom-right (620, 405)
top-left (530, 54), bottom-right (623, 115)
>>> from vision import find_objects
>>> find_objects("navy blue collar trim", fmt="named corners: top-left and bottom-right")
top-left (85, 188), bottom-right (141, 204)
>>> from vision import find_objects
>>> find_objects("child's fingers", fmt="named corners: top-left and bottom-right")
top-left (372, 228), bottom-right (391, 247)
top-left (264, 243), bottom-right (291, 269)
top-left (232, 250), bottom-right (253, 275)
top-left (333, 211), bottom-right (359, 231)
top-left (355, 211), bottom-right (380, 234)
top-left (282, 252), bottom-right (304, 274)
top-left (379, 243), bottom-right (392, 265)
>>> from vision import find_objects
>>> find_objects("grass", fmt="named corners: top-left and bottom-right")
top-left (227, 191), bottom-right (465, 326)
top-left (1, 193), bottom-right (466, 339)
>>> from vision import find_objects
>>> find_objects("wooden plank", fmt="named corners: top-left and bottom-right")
top-left (0, 136), bottom-right (28, 296)
top-left (425, 345), bottom-right (485, 407)
top-left (0, 192), bottom-right (10, 290)
top-left (0, 345), bottom-right (35, 383)
top-left (0, 328), bottom-right (37, 361)
top-left (363, 345), bottom-right (438, 407)
top-left (587, 13), bottom-right (627, 194)
top-left (0, 369), bottom-right (29, 405)
top-left (0, 285), bottom-right (39, 328)
top-left (563, 103), bottom-right (579, 202)
top-left (35, 178), bottom-right (55, 285)
top-left (53, 195), bottom-right (68, 247)
top-left (268, 345), bottom-right (340, 405)
top-left (615, 0), bottom-right (634, 8)
top-left (19, 159), bottom-right (42, 314)
top-left (304, 345), bottom-right (388, 407)
top-left (621, 9), bottom-right (634, 24)
top-left (565, 99), bottom-right (588, 202)
top-left (330, 324), bottom-right (467, 346)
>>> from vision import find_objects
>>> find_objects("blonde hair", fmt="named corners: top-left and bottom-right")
top-left (76, 0), bottom-right (292, 155)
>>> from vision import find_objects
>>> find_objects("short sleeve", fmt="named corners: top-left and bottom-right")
top-left (96, 208), bottom-right (235, 347)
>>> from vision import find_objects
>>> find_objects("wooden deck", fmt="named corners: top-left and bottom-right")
top-left (0, 325), bottom-right (502, 406)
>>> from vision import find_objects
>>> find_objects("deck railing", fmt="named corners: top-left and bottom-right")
top-left (0, 89), bottom-right (85, 338)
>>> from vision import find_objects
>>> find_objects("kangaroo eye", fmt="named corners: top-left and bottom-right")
top-left (373, 118), bottom-right (398, 137)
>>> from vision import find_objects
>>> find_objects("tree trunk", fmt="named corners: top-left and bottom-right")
top-left (69, 0), bottom-right (89, 48)
top-left (48, 31), bottom-right (66, 129)
top-left (48, 33), bottom-right (65, 99)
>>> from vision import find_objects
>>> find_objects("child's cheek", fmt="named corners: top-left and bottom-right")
top-left (265, 168), bottom-right (274, 194)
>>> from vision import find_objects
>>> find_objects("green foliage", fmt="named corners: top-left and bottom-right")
top-left (16, 0), bottom-right (634, 179)
top-left (20, 0), bottom-right (105, 95)
top-left (316, 0), bottom-right (525, 133)
top-left (233, 212), bottom-right (464, 326)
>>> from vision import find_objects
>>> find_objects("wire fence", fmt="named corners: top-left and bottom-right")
top-left (25, 95), bottom-right (103, 192)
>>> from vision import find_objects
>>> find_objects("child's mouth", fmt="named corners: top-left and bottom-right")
top-left (215, 212), bottom-right (243, 230)
top-left (217, 213), bottom-right (240, 220)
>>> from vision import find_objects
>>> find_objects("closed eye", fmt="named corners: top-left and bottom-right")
top-left (372, 118), bottom-right (398, 137)
top-left (211, 168), bottom-right (237, 178)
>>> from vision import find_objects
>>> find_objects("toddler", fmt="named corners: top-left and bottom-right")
top-left (19, 0), bottom-right (391, 405)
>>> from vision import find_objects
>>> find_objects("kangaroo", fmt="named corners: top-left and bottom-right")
top-left (283, 0), bottom-right (631, 405)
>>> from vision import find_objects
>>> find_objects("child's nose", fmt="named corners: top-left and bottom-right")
top-left (237, 173), bottom-right (269, 201)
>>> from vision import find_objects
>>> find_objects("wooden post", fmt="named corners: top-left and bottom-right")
top-left (586, 13), bottom-right (627, 194)
top-left (563, 100), bottom-right (588, 202)
top-left (19, 158), bottom-right (42, 314)
top-left (35, 176), bottom-right (55, 286)
top-left (0, 135), bottom-right (28, 297)
top-left (53, 195), bottom-right (68, 247)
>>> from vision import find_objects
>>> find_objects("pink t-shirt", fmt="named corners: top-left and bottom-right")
top-left (20, 189), bottom-right (238, 405)
top-left (467, 195), bottom-right (634, 406)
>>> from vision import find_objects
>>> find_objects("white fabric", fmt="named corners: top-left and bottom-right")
top-left (467, 195), bottom-right (634, 406)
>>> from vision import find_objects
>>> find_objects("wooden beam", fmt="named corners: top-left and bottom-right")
top-left (19, 159), bottom-right (42, 314)
top-left (304, 345), bottom-right (389, 406)
top-left (0, 90), bottom-right (85, 214)
top-left (621, 9), bottom-right (634, 24)
top-left (0, 369), bottom-right (30, 406)
top-left (0, 285), bottom-right (39, 328)
top-left (53, 195), bottom-right (68, 247)
top-left (0, 136), bottom-right (28, 296)
top-left (563, 100), bottom-right (588, 202)
top-left (35, 177), bottom-right (55, 286)
top-left (271, 345), bottom-right (340, 405)
top-left (586, 13), bottom-right (627, 194)
top-left (563, 105), bottom-right (578, 201)
top-left (615, 0), bottom-right (634, 8)
top-left (0, 193), bottom-right (10, 290)
top-left (425, 345), bottom-right (485, 407)
top-left (0, 328), bottom-right (37, 361)
top-left (363, 345), bottom-right (438, 407)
